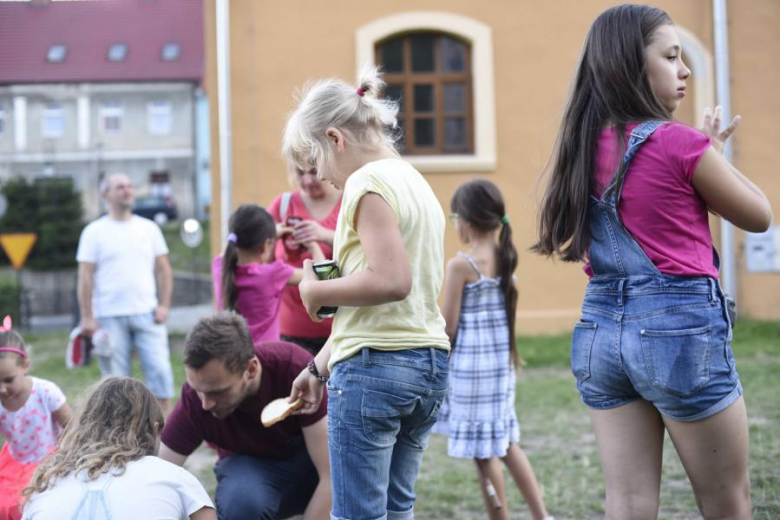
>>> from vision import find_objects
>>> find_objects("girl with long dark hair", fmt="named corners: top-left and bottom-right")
top-left (535, 5), bottom-right (771, 518)
top-left (212, 204), bottom-right (325, 344)
top-left (436, 180), bottom-right (552, 520)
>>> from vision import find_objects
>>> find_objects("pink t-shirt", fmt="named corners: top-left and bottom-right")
top-left (212, 257), bottom-right (295, 343)
top-left (268, 191), bottom-right (341, 339)
top-left (587, 122), bottom-right (715, 278)
top-left (0, 377), bottom-right (66, 464)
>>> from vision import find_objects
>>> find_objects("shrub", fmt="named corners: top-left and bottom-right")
top-left (0, 274), bottom-right (21, 324)
top-left (0, 176), bottom-right (84, 270)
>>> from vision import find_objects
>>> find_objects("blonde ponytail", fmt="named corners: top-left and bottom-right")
top-left (282, 66), bottom-right (400, 172)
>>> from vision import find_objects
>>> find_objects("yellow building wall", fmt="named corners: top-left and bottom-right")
top-left (729, 1), bottom-right (780, 318)
top-left (206, 0), bottom-right (779, 334)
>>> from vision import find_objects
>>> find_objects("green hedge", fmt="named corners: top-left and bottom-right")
top-left (0, 274), bottom-right (21, 324)
top-left (0, 176), bottom-right (84, 270)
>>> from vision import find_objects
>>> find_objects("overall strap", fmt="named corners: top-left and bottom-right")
top-left (457, 252), bottom-right (483, 278)
top-left (602, 120), bottom-right (667, 208)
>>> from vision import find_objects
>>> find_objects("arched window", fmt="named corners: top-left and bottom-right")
top-left (376, 33), bottom-right (473, 155)
top-left (357, 12), bottom-right (496, 172)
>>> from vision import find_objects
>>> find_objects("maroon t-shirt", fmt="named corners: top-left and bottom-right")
top-left (161, 341), bottom-right (327, 460)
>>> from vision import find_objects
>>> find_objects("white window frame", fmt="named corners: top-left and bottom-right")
top-left (357, 12), bottom-right (496, 172)
top-left (42, 102), bottom-right (64, 138)
top-left (99, 101), bottom-right (123, 134)
top-left (147, 100), bottom-right (172, 135)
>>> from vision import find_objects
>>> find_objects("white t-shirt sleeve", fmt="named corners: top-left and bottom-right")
top-left (175, 466), bottom-right (215, 515)
top-left (149, 221), bottom-right (169, 257)
top-left (76, 223), bottom-right (98, 263)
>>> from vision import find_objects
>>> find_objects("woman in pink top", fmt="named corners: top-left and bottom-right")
top-left (534, 5), bottom-right (772, 519)
top-left (269, 163), bottom-right (342, 354)
top-left (212, 205), bottom-right (325, 344)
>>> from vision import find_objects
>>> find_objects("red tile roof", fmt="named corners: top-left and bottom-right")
top-left (0, 0), bottom-right (203, 85)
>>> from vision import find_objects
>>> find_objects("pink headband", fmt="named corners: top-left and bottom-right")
top-left (0, 347), bottom-right (27, 358)
top-left (0, 315), bottom-right (26, 358)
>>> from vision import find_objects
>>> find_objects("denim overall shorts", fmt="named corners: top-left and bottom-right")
top-left (571, 120), bottom-right (742, 422)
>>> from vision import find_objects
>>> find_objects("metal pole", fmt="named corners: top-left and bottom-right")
top-left (216, 0), bottom-right (232, 245)
top-left (713, 0), bottom-right (736, 297)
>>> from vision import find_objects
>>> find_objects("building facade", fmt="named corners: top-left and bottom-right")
top-left (0, 0), bottom-right (208, 219)
top-left (205, 0), bottom-right (780, 332)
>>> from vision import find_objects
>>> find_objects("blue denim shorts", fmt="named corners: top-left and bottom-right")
top-left (327, 347), bottom-right (449, 520)
top-left (571, 276), bottom-right (742, 422)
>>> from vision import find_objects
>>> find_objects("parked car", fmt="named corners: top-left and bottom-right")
top-left (132, 196), bottom-right (178, 225)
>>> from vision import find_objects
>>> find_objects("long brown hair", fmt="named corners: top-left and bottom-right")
top-left (451, 179), bottom-right (520, 368)
top-left (222, 204), bottom-right (276, 311)
top-left (533, 4), bottom-right (673, 261)
top-left (23, 377), bottom-right (164, 497)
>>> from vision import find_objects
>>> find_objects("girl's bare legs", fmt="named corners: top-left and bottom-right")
top-left (588, 399), bottom-right (665, 520)
top-left (476, 457), bottom-right (509, 520)
top-left (664, 396), bottom-right (751, 520)
top-left (502, 443), bottom-right (550, 520)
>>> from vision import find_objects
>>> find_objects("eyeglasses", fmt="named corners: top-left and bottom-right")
top-left (448, 213), bottom-right (460, 223)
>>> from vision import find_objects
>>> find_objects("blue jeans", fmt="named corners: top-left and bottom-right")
top-left (572, 275), bottom-right (741, 421)
top-left (97, 313), bottom-right (174, 399)
top-left (327, 348), bottom-right (449, 520)
top-left (214, 447), bottom-right (319, 520)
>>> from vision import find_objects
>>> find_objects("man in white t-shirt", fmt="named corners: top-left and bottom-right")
top-left (76, 173), bottom-right (175, 411)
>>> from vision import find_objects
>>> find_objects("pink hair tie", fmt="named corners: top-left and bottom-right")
top-left (356, 87), bottom-right (366, 97)
top-left (0, 347), bottom-right (26, 359)
top-left (0, 316), bottom-right (25, 357)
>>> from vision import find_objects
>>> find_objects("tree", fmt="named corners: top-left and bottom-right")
top-left (0, 176), bottom-right (85, 270)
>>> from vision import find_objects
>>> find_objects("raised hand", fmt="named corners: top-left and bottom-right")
top-left (292, 220), bottom-right (326, 244)
top-left (701, 105), bottom-right (740, 155)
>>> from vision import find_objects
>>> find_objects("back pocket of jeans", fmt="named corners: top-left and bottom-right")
top-left (362, 389), bottom-right (413, 446)
top-left (640, 325), bottom-right (711, 397)
top-left (571, 322), bottom-right (598, 384)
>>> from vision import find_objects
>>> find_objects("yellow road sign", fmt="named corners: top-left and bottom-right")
top-left (0, 233), bottom-right (37, 269)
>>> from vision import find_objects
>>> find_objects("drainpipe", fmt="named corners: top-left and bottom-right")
top-left (713, 0), bottom-right (736, 297)
top-left (216, 0), bottom-right (232, 244)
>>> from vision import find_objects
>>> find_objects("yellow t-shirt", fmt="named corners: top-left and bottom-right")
top-left (328, 158), bottom-right (450, 370)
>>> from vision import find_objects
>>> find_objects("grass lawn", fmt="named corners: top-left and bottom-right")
top-left (4, 321), bottom-right (779, 519)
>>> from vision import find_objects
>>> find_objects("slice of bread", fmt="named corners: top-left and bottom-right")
top-left (261, 398), bottom-right (303, 427)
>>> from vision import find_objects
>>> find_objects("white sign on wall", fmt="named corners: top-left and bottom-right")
top-left (745, 226), bottom-right (780, 273)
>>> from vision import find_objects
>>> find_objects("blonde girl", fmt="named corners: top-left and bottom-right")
top-left (22, 377), bottom-right (215, 520)
top-left (285, 68), bottom-right (450, 520)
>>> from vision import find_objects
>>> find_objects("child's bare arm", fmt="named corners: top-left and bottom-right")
top-left (299, 193), bottom-right (411, 310)
top-left (441, 256), bottom-right (471, 342)
top-left (52, 403), bottom-right (73, 429)
top-left (287, 243), bottom-right (325, 286)
top-left (305, 240), bottom-right (326, 264)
